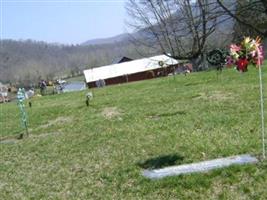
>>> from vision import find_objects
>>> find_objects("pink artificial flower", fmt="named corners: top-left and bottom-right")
top-left (253, 37), bottom-right (262, 49)
top-left (230, 44), bottom-right (241, 53)
top-left (250, 50), bottom-right (257, 57)
top-left (256, 46), bottom-right (264, 66)
top-left (258, 46), bottom-right (264, 59)
top-left (226, 56), bottom-right (234, 67)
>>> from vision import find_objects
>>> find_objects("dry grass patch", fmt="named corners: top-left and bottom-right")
top-left (0, 138), bottom-right (18, 144)
top-left (101, 107), bottom-right (122, 119)
top-left (194, 91), bottom-right (235, 101)
top-left (30, 132), bottom-right (62, 139)
top-left (39, 116), bottom-right (73, 129)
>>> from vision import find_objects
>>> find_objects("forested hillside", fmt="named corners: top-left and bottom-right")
top-left (0, 39), bottom-right (153, 85)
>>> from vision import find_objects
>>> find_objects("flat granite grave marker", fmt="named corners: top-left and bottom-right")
top-left (143, 154), bottom-right (258, 179)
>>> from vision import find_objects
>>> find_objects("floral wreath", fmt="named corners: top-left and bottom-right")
top-left (227, 37), bottom-right (264, 72)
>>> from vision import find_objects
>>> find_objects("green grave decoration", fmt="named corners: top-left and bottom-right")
top-left (207, 48), bottom-right (228, 71)
top-left (17, 88), bottom-right (29, 138)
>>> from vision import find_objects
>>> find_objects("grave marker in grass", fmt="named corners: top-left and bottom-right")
top-left (143, 154), bottom-right (258, 179)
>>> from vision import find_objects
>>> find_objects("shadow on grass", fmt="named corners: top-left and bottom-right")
top-left (190, 94), bottom-right (202, 99)
top-left (137, 154), bottom-right (184, 169)
top-left (158, 111), bottom-right (186, 117)
top-left (184, 82), bottom-right (201, 86)
top-left (0, 133), bottom-right (25, 144)
top-left (77, 103), bottom-right (99, 109)
top-left (148, 111), bottom-right (186, 119)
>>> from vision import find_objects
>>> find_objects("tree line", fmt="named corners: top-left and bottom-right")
top-left (0, 39), bottom-right (153, 86)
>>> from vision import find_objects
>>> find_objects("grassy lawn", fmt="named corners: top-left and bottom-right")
top-left (1, 65), bottom-right (267, 199)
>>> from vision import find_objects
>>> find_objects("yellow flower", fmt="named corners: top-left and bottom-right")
top-left (244, 37), bottom-right (251, 44)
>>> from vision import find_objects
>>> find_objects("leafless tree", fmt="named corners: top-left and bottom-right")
top-left (126, 0), bottom-right (230, 70)
top-left (216, 0), bottom-right (267, 52)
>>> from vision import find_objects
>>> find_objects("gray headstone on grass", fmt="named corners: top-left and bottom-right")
top-left (143, 154), bottom-right (258, 179)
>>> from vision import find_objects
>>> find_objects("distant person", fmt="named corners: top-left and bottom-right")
top-left (39, 80), bottom-right (47, 95)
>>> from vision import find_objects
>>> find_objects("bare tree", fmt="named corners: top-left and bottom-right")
top-left (216, 0), bottom-right (267, 52)
top-left (126, 0), bottom-right (229, 70)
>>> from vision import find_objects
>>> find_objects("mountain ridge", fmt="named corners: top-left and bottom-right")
top-left (81, 33), bottom-right (131, 46)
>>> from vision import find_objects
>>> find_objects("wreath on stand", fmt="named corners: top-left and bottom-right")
top-left (207, 49), bottom-right (228, 71)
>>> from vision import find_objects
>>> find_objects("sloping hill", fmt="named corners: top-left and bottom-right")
top-left (1, 66), bottom-right (267, 199)
top-left (81, 33), bottom-right (130, 46)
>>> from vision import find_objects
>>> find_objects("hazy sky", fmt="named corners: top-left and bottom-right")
top-left (1, 0), bottom-right (127, 44)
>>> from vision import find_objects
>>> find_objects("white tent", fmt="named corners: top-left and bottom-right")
top-left (83, 55), bottom-right (179, 83)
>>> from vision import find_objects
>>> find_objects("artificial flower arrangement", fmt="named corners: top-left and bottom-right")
top-left (227, 37), bottom-right (266, 160)
top-left (227, 37), bottom-right (264, 72)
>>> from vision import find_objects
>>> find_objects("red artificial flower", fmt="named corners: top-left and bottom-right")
top-left (236, 58), bottom-right (249, 72)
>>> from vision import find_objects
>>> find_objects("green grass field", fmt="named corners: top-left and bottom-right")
top-left (1, 65), bottom-right (267, 199)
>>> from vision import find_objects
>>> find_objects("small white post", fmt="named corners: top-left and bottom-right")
top-left (258, 64), bottom-right (265, 159)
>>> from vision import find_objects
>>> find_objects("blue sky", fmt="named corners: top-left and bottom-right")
top-left (1, 0), bottom-right (127, 44)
